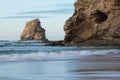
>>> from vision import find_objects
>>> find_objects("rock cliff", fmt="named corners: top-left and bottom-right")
top-left (64, 0), bottom-right (120, 45)
top-left (20, 19), bottom-right (48, 42)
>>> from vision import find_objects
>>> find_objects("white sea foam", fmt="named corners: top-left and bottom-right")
top-left (0, 49), bottom-right (119, 62)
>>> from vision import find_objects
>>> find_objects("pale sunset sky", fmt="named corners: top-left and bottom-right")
top-left (0, 0), bottom-right (75, 40)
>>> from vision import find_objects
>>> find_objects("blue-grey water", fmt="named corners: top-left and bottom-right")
top-left (0, 40), bottom-right (120, 80)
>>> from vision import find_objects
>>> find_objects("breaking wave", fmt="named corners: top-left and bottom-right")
top-left (0, 49), bottom-right (120, 62)
top-left (0, 40), bottom-right (120, 62)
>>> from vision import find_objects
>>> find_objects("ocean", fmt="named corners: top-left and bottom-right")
top-left (0, 40), bottom-right (120, 80)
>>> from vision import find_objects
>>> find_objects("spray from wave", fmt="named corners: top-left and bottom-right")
top-left (0, 49), bottom-right (120, 62)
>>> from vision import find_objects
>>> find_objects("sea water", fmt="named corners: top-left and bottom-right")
top-left (0, 40), bottom-right (120, 80)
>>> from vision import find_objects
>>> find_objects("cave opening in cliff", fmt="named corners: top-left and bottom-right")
top-left (92, 10), bottom-right (108, 23)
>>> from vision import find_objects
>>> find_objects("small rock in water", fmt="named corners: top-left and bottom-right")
top-left (20, 19), bottom-right (48, 42)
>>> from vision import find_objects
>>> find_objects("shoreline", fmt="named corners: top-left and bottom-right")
top-left (0, 39), bottom-right (120, 47)
top-left (44, 39), bottom-right (120, 47)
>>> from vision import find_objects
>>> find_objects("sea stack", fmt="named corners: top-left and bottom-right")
top-left (20, 19), bottom-right (48, 42)
top-left (64, 0), bottom-right (120, 46)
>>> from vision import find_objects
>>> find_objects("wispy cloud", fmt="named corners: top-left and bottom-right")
top-left (0, 16), bottom-right (52, 19)
top-left (17, 9), bottom-right (74, 15)
top-left (0, 7), bottom-right (74, 19)
top-left (57, 3), bottom-right (74, 7)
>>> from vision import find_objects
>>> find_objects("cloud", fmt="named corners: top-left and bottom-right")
top-left (17, 9), bottom-right (74, 15)
top-left (0, 8), bottom-right (74, 19)
top-left (0, 16), bottom-right (52, 19)
top-left (57, 3), bottom-right (74, 7)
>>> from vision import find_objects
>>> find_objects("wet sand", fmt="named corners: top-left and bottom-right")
top-left (0, 55), bottom-right (120, 80)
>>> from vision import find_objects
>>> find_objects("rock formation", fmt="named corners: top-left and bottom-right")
top-left (64, 0), bottom-right (120, 45)
top-left (20, 19), bottom-right (48, 42)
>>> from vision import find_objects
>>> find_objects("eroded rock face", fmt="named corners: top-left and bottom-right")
top-left (64, 0), bottom-right (120, 44)
top-left (20, 19), bottom-right (48, 42)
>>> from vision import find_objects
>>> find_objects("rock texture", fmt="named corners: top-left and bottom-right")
top-left (64, 0), bottom-right (120, 45)
top-left (21, 19), bottom-right (48, 42)
top-left (44, 41), bottom-right (64, 46)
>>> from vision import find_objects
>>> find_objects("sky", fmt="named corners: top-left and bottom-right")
top-left (0, 0), bottom-right (75, 40)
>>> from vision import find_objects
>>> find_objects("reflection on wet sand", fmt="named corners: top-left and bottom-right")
top-left (66, 54), bottom-right (120, 80)
top-left (0, 52), bottom-right (120, 80)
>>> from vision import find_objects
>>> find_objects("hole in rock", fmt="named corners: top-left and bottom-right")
top-left (92, 10), bottom-right (108, 23)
